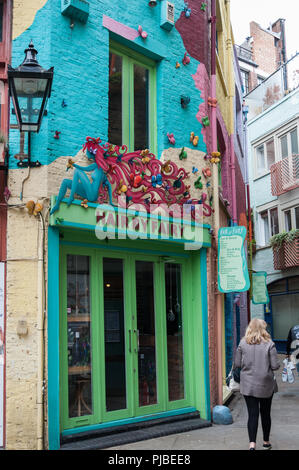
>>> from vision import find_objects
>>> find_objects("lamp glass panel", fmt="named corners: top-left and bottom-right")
top-left (13, 77), bottom-right (48, 95)
top-left (17, 96), bottom-right (43, 123)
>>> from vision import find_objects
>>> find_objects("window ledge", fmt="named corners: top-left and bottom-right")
top-left (103, 15), bottom-right (167, 61)
top-left (253, 171), bottom-right (271, 181)
top-left (255, 245), bottom-right (271, 252)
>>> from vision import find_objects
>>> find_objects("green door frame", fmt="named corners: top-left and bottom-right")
top-left (48, 227), bottom-right (211, 450)
top-left (59, 247), bottom-right (192, 431)
top-left (110, 40), bottom-right (157, 155)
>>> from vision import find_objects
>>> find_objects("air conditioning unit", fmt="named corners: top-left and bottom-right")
top-left (160, 0), bottom-right (175, 31)
top-left (61, 0), bottom-right (89, 23)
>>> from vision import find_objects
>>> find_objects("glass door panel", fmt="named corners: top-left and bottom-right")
top-left (108, 53), bottom-right (123, 147)
top-left (165, 263), bottom-right (185, 402)
top-left (66, 255), bottom-right (93, 418)
top-left (135, 261), bottom-right (157, 407)
top-left (103, 258), bottom-right (127, 412)
top-left (61, 251), bottom-right (190, 432)
top-left (134, 64), bottom-right (149, 150)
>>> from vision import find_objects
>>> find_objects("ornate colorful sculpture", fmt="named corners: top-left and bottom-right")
top-left (179, 147), bottom-right (187, 160)
top-left (138, 25), bottom-right (148, 39)
top-left (51, 136), bottom-right (213, 218)
top-left (210, 151), bottom-right (221, 163)
top-left (183, 4), bottom-right (191, 17)
top-left (194, 176), bottom-right (203, 190)
top-left (182, 52), bottom-right (190, 65)
top-left (50, 137), bottom-right (114, 215)
top-left (167, 132), bottom-right (176, 145)
top-left (190, 132), bottom-right (199, 147)
top-left (202, 167), bottom-right (212, 178)
top-left (202, 116), bottom-right (210, 127)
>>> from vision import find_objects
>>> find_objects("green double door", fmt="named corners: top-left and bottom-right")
top-left (60, 247), bottom-right (191, 431)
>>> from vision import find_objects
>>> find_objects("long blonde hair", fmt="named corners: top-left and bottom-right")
top-left (244, 318), bottom-right (271, 345)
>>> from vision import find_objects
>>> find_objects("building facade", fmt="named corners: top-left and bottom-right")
top-left (236, 19), bottom-right (287, 95)
top-left (1, 0), bottom-right (250, 450)
top-left (248, 85), bottom-right (299, 353)
top-left (0, 0), bottom-right (12, 449)
top-left (4, 0), bottom-right (216, 450)
top-left (213, 0), bottom-right (249, 401)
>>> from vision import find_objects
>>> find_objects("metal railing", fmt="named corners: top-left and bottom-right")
top-left (270, 154), bottom-right (299, 196)
top-left (235, 45), bottom-right (254, 63)
top-left (244, 52), bottom-right (299, 120)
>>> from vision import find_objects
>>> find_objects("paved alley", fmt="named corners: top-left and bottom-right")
top-left (105, 356), bottom-right (299, 451)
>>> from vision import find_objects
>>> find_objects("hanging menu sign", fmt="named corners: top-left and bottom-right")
top-left (218, 226), bottom-right (250, 293)
top-left (252, 271), bottom-right (269, 305)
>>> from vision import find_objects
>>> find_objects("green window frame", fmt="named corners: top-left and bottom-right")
top-left (109, 40), bottom-right (157, 154)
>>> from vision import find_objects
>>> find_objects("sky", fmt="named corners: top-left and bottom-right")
top-left (230, 0), bottom-right (299, 59)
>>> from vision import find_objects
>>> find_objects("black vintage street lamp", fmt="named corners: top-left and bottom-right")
top-left (8, 41), bottom-right (54, 133)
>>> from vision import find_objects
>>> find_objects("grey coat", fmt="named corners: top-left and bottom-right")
top-left (234, 338), bottom-right (280, 398)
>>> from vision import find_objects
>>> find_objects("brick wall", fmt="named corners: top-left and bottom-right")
top-left (250, 21), bottom-right (281, 75)
top-left (272, 19), bottom-right (286, 67)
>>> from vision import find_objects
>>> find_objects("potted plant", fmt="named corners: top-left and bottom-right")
top-left (270, 229), bottom-right (299, 270)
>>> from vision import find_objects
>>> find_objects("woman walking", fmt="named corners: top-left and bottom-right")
top-left (234, 318), bottom-right (280, 450)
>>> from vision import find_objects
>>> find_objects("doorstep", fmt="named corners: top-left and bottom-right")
top-left (60, 411), bottom-right (212, 450)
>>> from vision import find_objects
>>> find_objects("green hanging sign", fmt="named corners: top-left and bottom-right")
top-left (218, 226), bottom-right (250, 293)
top-left (252, 271), bottom-right (269, 305)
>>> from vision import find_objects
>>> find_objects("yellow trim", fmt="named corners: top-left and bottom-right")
top-left (216, 0), bottom-right (235, 135)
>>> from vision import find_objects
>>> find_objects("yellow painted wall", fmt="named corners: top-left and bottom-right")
top-left (12, 0), bottom-right (47, 40)
top-left (216, 0), bottom-right (235, 136)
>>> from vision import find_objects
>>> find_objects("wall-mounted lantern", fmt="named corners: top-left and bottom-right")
top-left (8, 41), bottom-right (54, 134)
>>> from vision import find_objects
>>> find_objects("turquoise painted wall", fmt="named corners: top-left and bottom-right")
top-left (9, 0), bottom-right (210, 169)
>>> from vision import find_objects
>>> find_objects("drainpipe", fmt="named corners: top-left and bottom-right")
top-left (211, 0), bottom-right (223, 405)
top-left (280, 19), bottom-right (288, 91)
top-left (246, 183), bottom-right (252, 324)
top-left (243, 103), bottom-right (252, 324)
top-left (37, 214), bottom-right (45, 450)
top-left (226, 0), bottom-right (237, 226)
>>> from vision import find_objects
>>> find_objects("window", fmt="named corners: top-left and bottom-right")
top-left (260, 211), bottom-right (270, 245)
top-left (283, 206), bottom-right (299, 231)
top-left (240, 69), bottom-right (249, 94)
top-left (259, 207), bottom-right (279, 246)
top-left (280, 128), bottom-right (298, 159)
top-left (108, 42), bottom-right (157, 153)
top-left (255, 138), bottom-right (275, 176)
top-left (257, 75), bottom-right (264, 86)
top-left (284, 209), bottom-right (292, 232)
top-left (270, 207), bottom-right (279, 235)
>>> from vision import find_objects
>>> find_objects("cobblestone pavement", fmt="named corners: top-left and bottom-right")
top-left (105, 355), bottom-right (299, 451)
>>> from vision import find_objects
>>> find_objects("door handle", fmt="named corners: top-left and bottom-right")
top-left (128, 329), bottom-right (132, 353)
top-left (134, 329), bottom-right (140, 353)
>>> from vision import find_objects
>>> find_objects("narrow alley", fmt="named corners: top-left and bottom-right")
top-left (105, 357), bottom-right (299, 451)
